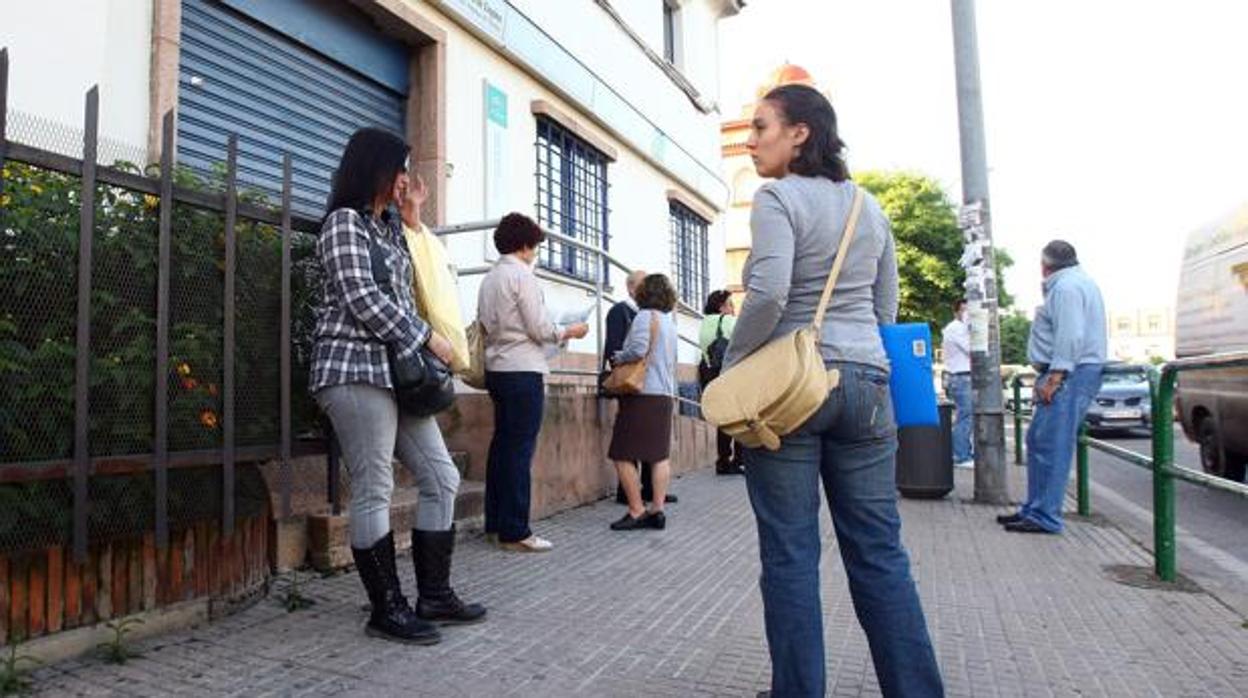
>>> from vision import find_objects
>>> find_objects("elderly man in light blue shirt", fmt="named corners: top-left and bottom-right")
top-left (999, 240), bottom-right (1106, 534)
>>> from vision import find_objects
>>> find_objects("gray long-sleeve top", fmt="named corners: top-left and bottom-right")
top-left (723, 176), bottom-right (898, 372)
top-left (612, 309), bottom-right (677, 396)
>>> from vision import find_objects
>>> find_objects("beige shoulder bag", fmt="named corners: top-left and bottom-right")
top-left (603, 312), bottom-right (660, 396)
top-left (701, 187), bottom-right (865, 450)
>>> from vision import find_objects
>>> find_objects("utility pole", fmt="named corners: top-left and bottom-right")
top-left (950, 0), bottom-right (1008, 504)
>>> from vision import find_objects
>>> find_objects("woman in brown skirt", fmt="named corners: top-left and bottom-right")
top-left (607, 274), bottom-right (679, 531)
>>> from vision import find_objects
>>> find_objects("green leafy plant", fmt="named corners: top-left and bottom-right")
top-left (855, 170), bottom-right (1017, 339)
top-left (0, 642), bottom-right (41, 695)
top-left (97, 617), bottom-right (145, 665)
top-left (1, 160), bottom-right (322, 465)
top-left (277, 570), bottom-right (316, 612)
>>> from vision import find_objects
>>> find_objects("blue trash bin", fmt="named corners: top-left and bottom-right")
top-left (880, 324), bottom-right (953, 499)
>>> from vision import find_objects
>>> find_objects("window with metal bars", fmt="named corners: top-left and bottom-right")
top-left (670, 200), bottom-right (709, 309)
top-left (534, 117), bottom-right (610, 283)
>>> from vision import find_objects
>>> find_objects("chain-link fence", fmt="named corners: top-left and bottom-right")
top-left (1, 53), bottom-right (326, 563)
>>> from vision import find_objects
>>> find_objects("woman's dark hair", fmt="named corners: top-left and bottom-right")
top-left (493, 212), bottom-right (546, 254)
top-left (763, 84), bottom-right (849, 182)
top-left (325, 127), bottom-right (410, 217)
top-left (635, 274), bottom-right (677, 313)
top-left (703, 289), bottom-right (733, 315)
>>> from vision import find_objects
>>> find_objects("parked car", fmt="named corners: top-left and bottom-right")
top-left (1001, 365), bottom-right (1035, 414)
top-left (1085, 363), bottom-right (1152, 436)
top-left (1174, 202), bottom-right (1248, 482)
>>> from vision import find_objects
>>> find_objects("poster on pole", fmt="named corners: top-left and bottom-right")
top-left (968, 300), bottom-right (990, 353)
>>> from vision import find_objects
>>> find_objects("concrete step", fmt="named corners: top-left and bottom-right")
top-left (307, 479), bottom-right (485, 572)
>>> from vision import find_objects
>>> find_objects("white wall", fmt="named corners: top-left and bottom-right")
top-left (508, 0), bottom-right (721, 171)
top-left (422, 4), bottom-right (718, 364)
top-left (0, 0), bottom-right (152, 163)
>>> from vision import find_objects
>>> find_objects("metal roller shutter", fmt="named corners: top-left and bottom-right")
top-left (178, 0), bottom-right (407, 218)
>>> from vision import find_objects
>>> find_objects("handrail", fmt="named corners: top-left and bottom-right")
top-left (432, 218), bottom-right (706, 320)
top-left (1007, 354), bottom-right (1248, 583)
top-left (434, 217), bottom-right (708, 389)
top-left (1152, 351), bottom-right (1248, 580)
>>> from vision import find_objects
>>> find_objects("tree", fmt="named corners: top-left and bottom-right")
top-left (856, 171), bottom-right (1016, 343)
top-left (1000, 311), bottom-right (1032, 365)
top-left (856, 171), bottom-right (964, 334)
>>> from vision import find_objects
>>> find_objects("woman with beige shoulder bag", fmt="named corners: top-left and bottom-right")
top-left (604, 274), bottom-right (678, 531)
top-left (715, 85), bottom-right (943, 697)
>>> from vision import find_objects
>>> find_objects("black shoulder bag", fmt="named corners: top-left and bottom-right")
top-left (698, 315), bottom-right (728, 386)
top-left (367, 234), bottom-right (455, 418)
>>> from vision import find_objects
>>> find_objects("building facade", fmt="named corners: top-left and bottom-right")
top-left (1, 0), bottom-right (740, 367)
top-left (1108, 306), bottom-right (1175, 362)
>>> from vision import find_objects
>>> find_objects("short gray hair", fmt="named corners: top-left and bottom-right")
top-left (1041, 240), bottom-right (1078, 271)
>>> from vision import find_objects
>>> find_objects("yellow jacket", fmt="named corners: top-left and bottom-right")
top-left (403, 223), bottom-right (470, 372)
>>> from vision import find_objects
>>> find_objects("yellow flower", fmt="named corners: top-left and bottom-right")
top-left (144, 194), bottom-right (159, 210)
top-left (200, 410), bottom-right (219, 429)
top-left (29, 183), bottom-right (42, 195)
top-left (176, 362), bottom-right (192, 376)
top-left (0, 194), bottom-right (9, 208)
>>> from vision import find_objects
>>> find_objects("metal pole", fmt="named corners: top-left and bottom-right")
top-left (1153, 367), bottom-right (1177, 581)
top-left (951, 0), bottom-right (1008, 504)
top-left (0, 49), bottom-right (8, 201)
top-left (279, 154), bottom-right (293, 520)
top-left (328, 429), bottom-right (342, 516)
top-left (1076, 423), bottom-right (1090, 516)
top-left (72, 87), bottom-right (100, 564)
top-left (594, 249), bottom-right (606, 425)
top-left (154, 110), bottom-right (174, 550)
top-left (1012, 377), bottom-right (1023, 465)
top-left (222, 136), bottom-right (237, 536)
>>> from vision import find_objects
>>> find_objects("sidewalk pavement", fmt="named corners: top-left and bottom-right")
top-left (28, 466), bottom-right (1248, 697)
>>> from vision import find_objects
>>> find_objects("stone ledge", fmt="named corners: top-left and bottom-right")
top-left (307, 481), bottom-right (485, 572)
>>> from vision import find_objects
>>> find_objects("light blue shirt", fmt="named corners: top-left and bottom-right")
top-left (613, 309), bottom-right (677, 396)
top-left (1027, 265), bottom-right (1107, 372)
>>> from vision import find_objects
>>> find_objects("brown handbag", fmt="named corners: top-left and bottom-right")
top-left (602, 312), bottom-right (660, 396)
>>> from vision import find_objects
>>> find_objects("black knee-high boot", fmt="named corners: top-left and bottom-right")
top-left (351, 532), bottom-right (442, 644)
top-left (411, 526), bottom-right (487, 625)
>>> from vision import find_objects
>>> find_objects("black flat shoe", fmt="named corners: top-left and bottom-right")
top-left (1004, 519), bottom-right (1057, 534)
top-left (610, 513), bottom-right (650, 531)
top-left (663, 493), bottom-right (678, 504)
top-left (646, 511), bottom-right (666, 530)
top-left (996, 512), bottom-right (1023, 525)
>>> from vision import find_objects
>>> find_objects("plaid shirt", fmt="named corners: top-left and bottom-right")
top-left (309, 207), bottom-right (431, 394)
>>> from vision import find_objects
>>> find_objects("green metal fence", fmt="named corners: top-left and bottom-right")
top-left (1009, 352), bottom-right (1248, 582)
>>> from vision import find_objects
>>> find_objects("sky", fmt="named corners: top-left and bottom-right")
top-left (717, 0), bottom-right (1248, 315)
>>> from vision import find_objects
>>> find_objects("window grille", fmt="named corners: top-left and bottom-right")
top-left (669, 200), bottom-right (709, 309)
top-left (534, 117), bottom-right (610, 284)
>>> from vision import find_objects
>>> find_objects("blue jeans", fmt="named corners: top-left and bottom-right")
top-left (1020, 364), bottom-right (1103, 532)
top-left (484, 371), bottom-right (545, 543)
top-left (947, 373), bottom-right (973, 462)
top-left (743, 363), bottom-right (943, 698)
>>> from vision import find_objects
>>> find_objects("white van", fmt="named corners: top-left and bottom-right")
top-left (1174, 202), bottom-right (1248, 482)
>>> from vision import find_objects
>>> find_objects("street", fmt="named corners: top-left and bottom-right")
top-left (1006, 420), bottom-right (1248, 613)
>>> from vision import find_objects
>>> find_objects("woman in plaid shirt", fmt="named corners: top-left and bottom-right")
top-left (312, 128), bottom-right (484, 645)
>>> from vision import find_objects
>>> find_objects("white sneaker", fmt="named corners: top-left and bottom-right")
top-left (498, 535), bottom-right (553, 553)
top-left (954, 460), bottom-right (975, 470)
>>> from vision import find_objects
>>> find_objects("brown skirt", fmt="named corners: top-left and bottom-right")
top-left (608, 395), bottom-right (673, 463)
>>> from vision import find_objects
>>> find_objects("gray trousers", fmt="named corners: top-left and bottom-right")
top-left (317, 383), bottom-right (461, 549)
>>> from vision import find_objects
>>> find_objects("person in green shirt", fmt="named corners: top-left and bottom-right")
top-left (698, 289), bottom-right (742, 474)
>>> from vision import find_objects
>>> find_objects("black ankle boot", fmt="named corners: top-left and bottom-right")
top-left (412, 527), bottom-right (487, 625)
top-left (351, 532), bottom-right (441, 644)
